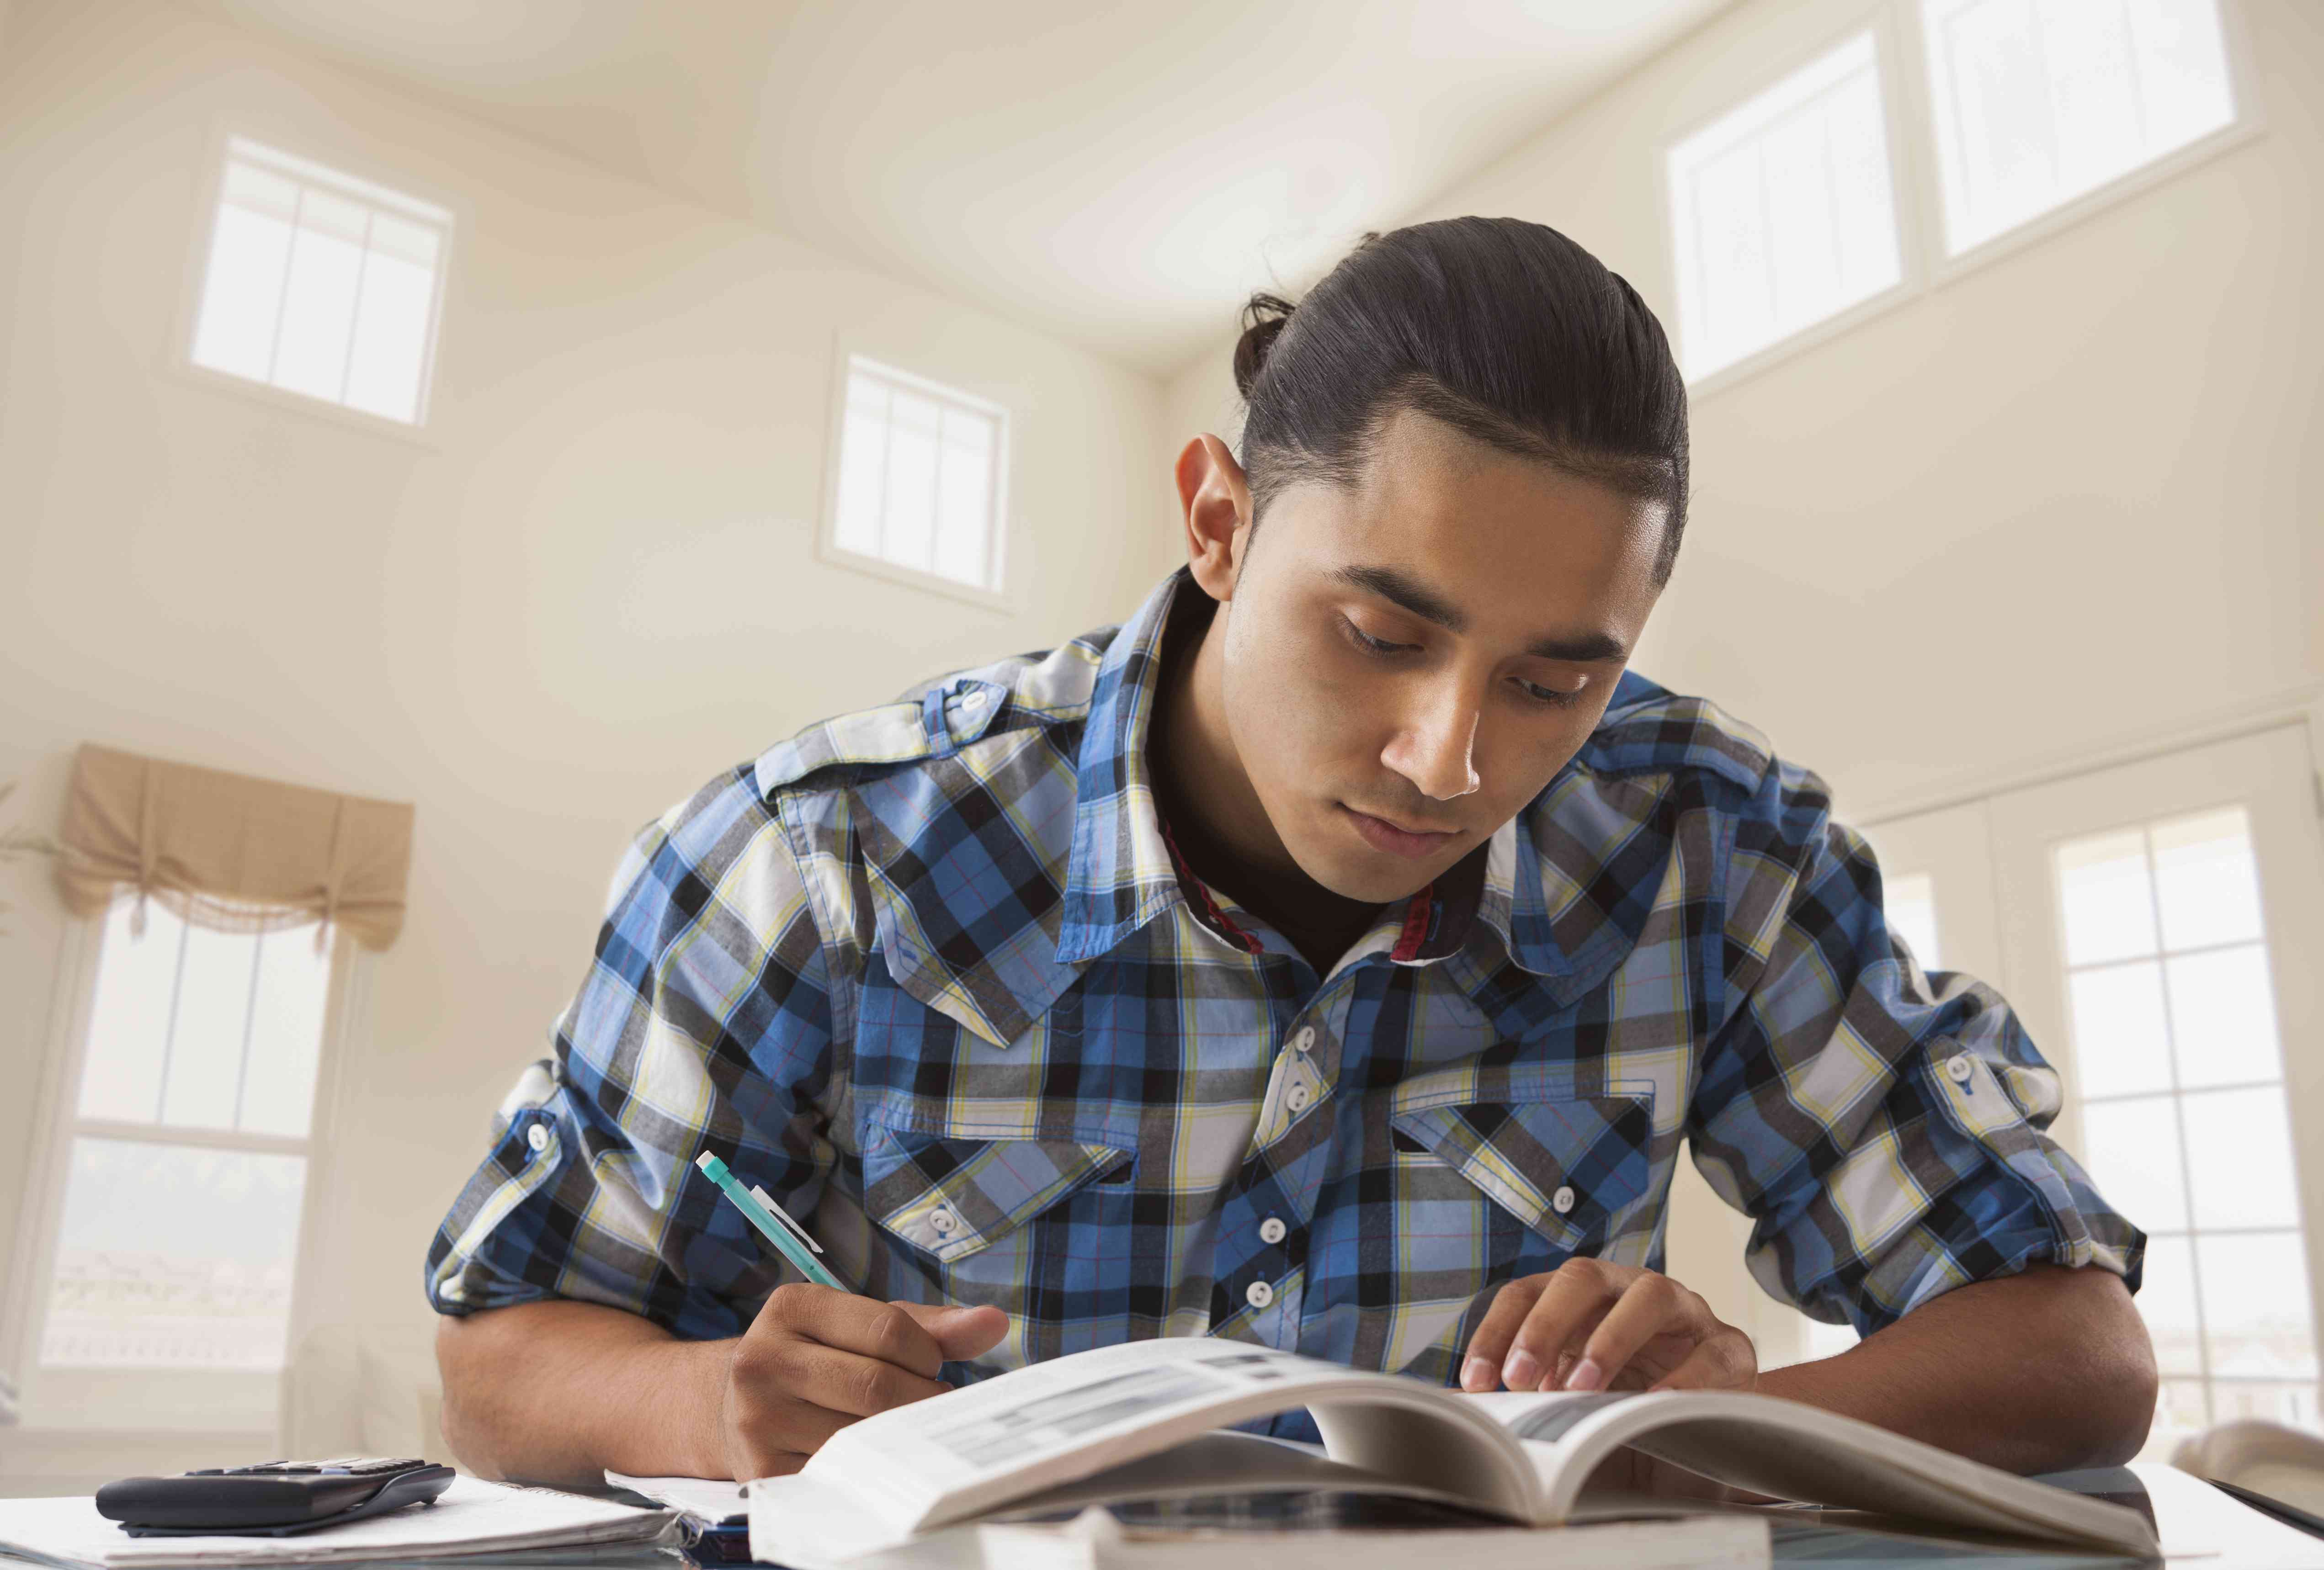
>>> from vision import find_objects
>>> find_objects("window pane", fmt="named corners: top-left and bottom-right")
top-left (2138, 1235), bottom-right (2203, 1376)
top-left (158, 923), bottom-right (258, 1130)
top-left (2168, 944), bottom-right (2281, 1089)
top-left (2127, 0), bottom-right (2237, 150)
top-left (40, 1138), bottom-right (307, 1369)
top-left (1884, 871), bottom-right (1941, 971)
top-left (2067, 960), bottom-right (2171, 1099)
top-left (2197, 1231), bottom-right (2318, 1380)
top-left (933, 407), bottom-right (995, 589)
top-left (78, 898), bottom-right (184, 1124)
top-left (238, 926), bottom-right (331, 1137)
top-left (2181, 1086), bottom-right (2300, 1231)
top-left (190, 200), bottom-right (294, 383)
top-left (342, 237), bottom-right (435, 423)
top-left (2152, 806), bottom-right (2264, 950)
top-left (2078, 1095), bottom-right (2186, 1232)
top-left (834, 377), bottom-right (890, 556)
top-left (2056, 827), bottom-right (2156, 965)
top-left (270, 196), bottom-right (367, 402)
top-left (881, 390), bottom-right (941, 573)
top-left (2042, 0), bottom-right (2144, 197)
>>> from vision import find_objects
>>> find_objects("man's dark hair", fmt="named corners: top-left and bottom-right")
top-left (1231, 216), bottom-right (1690, 584)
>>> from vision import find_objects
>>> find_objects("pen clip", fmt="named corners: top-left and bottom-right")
top-left (751, 1184), bottom-right (826, 1254)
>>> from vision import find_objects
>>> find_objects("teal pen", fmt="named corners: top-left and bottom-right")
top-left (695, 1151), bottom-right (847, 1290)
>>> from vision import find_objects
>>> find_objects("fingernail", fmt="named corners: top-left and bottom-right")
top-left (1564, 1357), bottom-right (1606, 1392)
top-left (1461, 1356), bottom-right (1497, 1392)
top-left (1502, 1350), bottom-right (1542, 1390)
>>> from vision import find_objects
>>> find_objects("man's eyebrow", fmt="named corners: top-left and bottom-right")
top-left (1333, 563), bottom-right (1630, 663)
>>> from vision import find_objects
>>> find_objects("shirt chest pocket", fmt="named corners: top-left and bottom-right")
top-left (857, 1109), bottom-right (1132, 1269)
top-left (1387, 1071), bottom-right (1656, 1257)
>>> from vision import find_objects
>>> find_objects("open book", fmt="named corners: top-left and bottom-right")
top-left (746, 1337), bottom-right (2159, 1567)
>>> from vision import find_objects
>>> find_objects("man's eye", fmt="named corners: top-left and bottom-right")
top-left (1340, 616), bottom-right (1409, 656)
top-left (1518, 680), bottom-right (1585, 709)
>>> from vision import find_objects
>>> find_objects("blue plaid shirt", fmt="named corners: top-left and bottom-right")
top-left (426, 567), bottom-right (2142, 1440)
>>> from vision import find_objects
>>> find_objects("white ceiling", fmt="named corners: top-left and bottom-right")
top-left (196, 0), bottom-right (1738, 375)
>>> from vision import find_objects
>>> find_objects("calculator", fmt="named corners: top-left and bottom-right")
top-left (95, 1457), bottom-right (456, 1536)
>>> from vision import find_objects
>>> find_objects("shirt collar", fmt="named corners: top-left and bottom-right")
top-left (1054, 568), bottom-right (1201, 963)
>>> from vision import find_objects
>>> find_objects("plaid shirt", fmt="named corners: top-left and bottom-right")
top-left (426, 566), bottom-right (2142, 1438)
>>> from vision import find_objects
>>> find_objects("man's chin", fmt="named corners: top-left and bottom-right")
top-left (1293, 833), bottom-right (1455, 904)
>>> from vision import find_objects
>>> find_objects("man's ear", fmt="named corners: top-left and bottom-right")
top-left (1174, 434), bottom-right (1250, 605)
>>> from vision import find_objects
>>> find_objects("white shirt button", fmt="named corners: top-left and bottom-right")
top-left (960, 690), bottom-right (990, 710)
top-left (1946, 1056), bottom-right (1974, 1083)
top-left (1551, 1184), bottom-right (1576, 1215)
top-left (1259, 1216), bottom-right (1287, 1245)
top-left (929, 1207), bottom-right (958, 1235)
top-left (1245, 1280), bottom-right (1275, 1310)
top-left (1290, 1027), bottom-right (1315, 1054)
top-left (526, 1123), bottom-right (550, 1154)
top-left (1286, 1084), bottom-right (1311, 1113)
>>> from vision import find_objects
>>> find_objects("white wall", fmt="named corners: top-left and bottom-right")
top-left (0, 0), bottom-right (1180, 1477)
top-left (1163, 0), bottom-right (2324, 1347)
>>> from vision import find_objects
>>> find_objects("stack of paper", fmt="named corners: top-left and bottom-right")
top-left (0, 1478), bottom-right (678, 1569)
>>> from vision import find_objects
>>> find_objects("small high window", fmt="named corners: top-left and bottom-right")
top-left (1664, 31), bottom-right (1906, 382)
top-left (188, 137), bottom-right (452, 426)
top-left (1919, 0), bottom-right (2240, 257)
top-left (825, 356), bottom-right (1010, 599)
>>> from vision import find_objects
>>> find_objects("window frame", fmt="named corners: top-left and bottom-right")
top-left (1664, 0), bottom-right (2264, 402)
top-left (0, 899), bottom-right (364, 1436)
top-left (815, 338), bottom-right (1021, 613)
top-left (167, 120), bottom-right (463, 450)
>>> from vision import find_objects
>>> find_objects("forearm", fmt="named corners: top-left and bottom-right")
top-left (1757, 1263), bottom-right (2158, 1473)
top-left (435, 1300), bottom-right (736, 1485)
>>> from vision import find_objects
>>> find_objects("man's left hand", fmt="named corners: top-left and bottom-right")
top-left (1460, 1257), bottom-right (1757, 1396)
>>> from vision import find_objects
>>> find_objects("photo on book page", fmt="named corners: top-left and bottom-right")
top-left (920, 1347), bottom-right (1298, 1468)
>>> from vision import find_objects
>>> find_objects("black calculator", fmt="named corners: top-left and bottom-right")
top-left (95, 1457), bottom-right (456, 1537)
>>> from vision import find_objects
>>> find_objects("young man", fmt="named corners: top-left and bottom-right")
top-left (427, 221), bottom-right (2154, 1486)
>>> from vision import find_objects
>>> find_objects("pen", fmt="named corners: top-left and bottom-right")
top-left (695, 1150), bottom-right (847, 1290)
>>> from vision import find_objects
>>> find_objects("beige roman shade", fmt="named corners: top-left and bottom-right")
top-left (55, 743), bottom-right (415, 951)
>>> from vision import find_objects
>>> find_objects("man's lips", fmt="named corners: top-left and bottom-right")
top-left (1341, 805), bottom-right (1462, 859)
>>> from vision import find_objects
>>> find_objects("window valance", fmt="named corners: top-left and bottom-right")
top-left (55, 743), bottom-right (415, 951)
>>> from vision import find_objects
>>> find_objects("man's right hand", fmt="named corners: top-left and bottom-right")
top-left (722, 1284), bottom-right (1008, 1480)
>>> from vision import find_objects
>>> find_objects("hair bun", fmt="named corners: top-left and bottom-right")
top-left (1232, 292), bottom-right (1296, 398)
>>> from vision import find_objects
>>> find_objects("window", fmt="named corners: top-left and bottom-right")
top-left (2053, 806), bottom-right (2315, 1433)
top-left (1665, 30), bottom-right (1906, 382)
top-left (1663, 0), bottom-right (2250, 389)
top-left (824, 355), bottom-right (1010, 599)
top-left (188, 136), bottom-right (452, 426)
top-left (24, 896), bottom-right (336, 1413)
top-left (1920, 0), bottom-right (2239, 256)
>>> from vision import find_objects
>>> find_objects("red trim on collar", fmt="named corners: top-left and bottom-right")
top-left (1390, 883), bottom-right (1436, 963)
top-left (1158, 813), bottom-right (1265, 955)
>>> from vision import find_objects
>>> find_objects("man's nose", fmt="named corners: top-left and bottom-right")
top-left (1381, 686), bottom-right (1482, 802)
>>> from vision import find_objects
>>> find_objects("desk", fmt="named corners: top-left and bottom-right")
top-left (6, 1462), bottom-right (2320, 1568)
top-left (1769, 1464), bottom-right (2324, 1566)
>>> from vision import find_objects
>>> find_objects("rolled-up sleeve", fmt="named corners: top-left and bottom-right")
top-left (1687, 757), bottom-right (2145, 1335)
top-left (423, 768), bottom-right (840, 1340)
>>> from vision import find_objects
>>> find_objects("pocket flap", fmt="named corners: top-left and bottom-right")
top-left (1389, 1092), bottom-right (1653, 1245)
top-left (860, 1119), bottom-right (1129, 1263)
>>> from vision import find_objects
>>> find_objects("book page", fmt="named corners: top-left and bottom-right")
top-left (793, 1338), bottom-right (1533, 1539)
